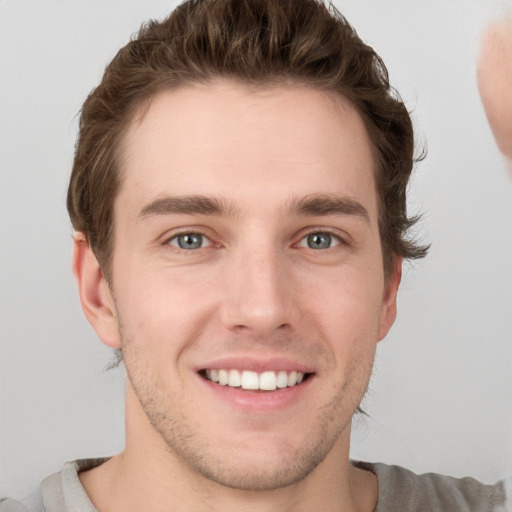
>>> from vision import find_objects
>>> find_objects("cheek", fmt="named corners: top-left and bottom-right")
top-left (116, 269), bottom-right (215, 401)
top-left (114, 263), bottom-right (220, 353)
top-left (296, 268), bottom-right (383, 378)
top-left (301, 263), bottom-right (384, 329)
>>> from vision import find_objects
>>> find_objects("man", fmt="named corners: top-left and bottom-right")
top-left (1, 0), bottom-right (510, 510)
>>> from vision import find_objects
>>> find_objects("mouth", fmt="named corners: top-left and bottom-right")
top-left (199, 369), bottom-right (312, 392)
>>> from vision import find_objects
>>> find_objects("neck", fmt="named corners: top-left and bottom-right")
top-left (80, 383), bottom-right (377, 512)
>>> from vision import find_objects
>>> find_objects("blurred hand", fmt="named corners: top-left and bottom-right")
top-left (477, 12), bottom-right (512, 171)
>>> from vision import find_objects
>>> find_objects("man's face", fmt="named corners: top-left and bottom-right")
top-left (106, 81), bottom-right (399, 490)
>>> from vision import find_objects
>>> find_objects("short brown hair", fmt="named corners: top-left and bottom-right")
top-left (67, 0), bottom-right (428, 278)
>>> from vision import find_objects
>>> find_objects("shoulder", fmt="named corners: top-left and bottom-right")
top-left (0, 493), bottom-right (43, 512)
top-left (0, 458), bottom-right (108, 512)
top-left (354, 461), bottom-right (512, 512)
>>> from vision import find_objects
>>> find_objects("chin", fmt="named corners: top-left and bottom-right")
top-left (172, 438), bottom-right (335, 491)
top-left (150, 402), bottom-right (353, 492)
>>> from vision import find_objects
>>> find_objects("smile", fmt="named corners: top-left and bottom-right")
top-left (203, 369), bottom-right (308, 391)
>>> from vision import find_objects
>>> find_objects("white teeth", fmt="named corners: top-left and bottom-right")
top-left (259, 371), bottom-right (277, 391)
top-left (218, 369), bottom-right (228, 386)
top-left (205, 369), bottom-right (306, 391)
top-left (241, 370), bottom-right (259, 390)
top-left (276, 371), bottom-right (288, 388)
top-left (228, 369), bottom-right (241, 387)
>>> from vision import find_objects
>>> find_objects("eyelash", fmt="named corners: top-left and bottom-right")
top-left (296, 229), bottom-right (344, 250)
top-left (165, 230), bottom-right (213, 251)
top-left (163, 228), bottom-right (347, 252)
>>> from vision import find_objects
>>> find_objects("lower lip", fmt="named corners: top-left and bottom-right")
top-left (198, 374), bottom-right (313, 412)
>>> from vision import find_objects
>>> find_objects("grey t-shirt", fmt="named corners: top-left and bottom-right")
top-left (2, 459), bottom-right (511, 511)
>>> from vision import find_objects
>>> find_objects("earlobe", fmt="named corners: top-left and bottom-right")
top-left (72, 233), bottom-right (121, 349)
top-left (377, 256), bottom-right (402, 342)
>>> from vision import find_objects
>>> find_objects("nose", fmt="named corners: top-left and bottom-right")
top-left (219, 244), bottom-right (296, 337)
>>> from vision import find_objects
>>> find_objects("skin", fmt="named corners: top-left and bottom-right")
top-left (73, 81), bottom-right (401, 512)
top-left (478, 12), bottom-right (512, 172)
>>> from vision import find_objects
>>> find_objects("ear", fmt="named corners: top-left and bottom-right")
top-left (377, 256), bottom-right (402, 342)
top-left (72, 233), bottom-right (121, 349)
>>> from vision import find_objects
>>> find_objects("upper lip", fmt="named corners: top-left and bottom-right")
top-left (195, 356), bottom-right (315, 374)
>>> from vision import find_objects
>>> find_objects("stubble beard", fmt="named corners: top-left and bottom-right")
top-left (119, 322), bottom-right (373, 492)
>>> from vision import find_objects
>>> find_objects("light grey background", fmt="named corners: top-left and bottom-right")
top-left (1, 0), bottom-right (511, 501)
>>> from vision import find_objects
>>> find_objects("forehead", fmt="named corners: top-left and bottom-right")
top-left (118, 81), bottom-right (376, 218)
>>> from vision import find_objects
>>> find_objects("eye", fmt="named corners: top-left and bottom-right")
top-left (168, 233), bottom-right (211, 250)
top-left (299, 232), bottom-right (340, 250)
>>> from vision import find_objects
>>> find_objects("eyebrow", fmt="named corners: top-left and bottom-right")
top-left (137, 195), bottom-right (238, 221)
top-left (137, 193), bottom-right (369, 223)
top-left (287, 193), bottom-right (370, 223)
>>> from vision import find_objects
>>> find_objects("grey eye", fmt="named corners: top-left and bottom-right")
top-left (300, 232), bottom-right (339, 250)
top-left (169, 233), bottom-right (208, 250)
